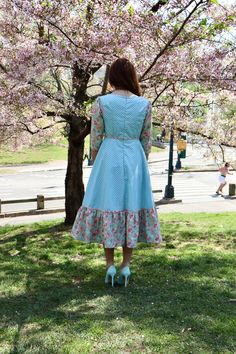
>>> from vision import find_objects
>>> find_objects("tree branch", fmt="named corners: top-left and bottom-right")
top-left (47, 19), bottom-right (79, 48)
top-left (140, 0), bottom-right (205, 81)
top-left (46, 20), bottom-right (111, 57)
top-left (0, 62), bottom-right (8, 74)
top-left (175, 126), bottom-right (236, 148)
top-left (169, 0), bottom-right (196, 20)
top-left (19, 121), bottom-right (56, 135)
top-left (30, 81), bottom-right (64, 105)
top-left (151, 1), bottom-right (169, 13)
top-left (50, 64), bottom-right (72, 69)
top-left (102, 64), bottom-right (110, 95)
top-left (152, 82), bottom-right (173, 105)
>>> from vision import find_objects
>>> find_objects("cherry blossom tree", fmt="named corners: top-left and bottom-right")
top-left (141, 0), bottom-right (236, 148)
top-left (0, 0), bottom-right (235, 224)
top-left (0, 0), bottom-right (136, 224)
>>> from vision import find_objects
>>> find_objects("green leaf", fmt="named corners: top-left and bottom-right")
top-left (210, 0), bottom-right (219, 5)
top-left (199, 18), bottom-right (207, 27)
top-left (49, 34), bottom-right (57, 42)
top-left (173, 24), bottom-right (180, 33)
top-left (127, 4), bottom-right (134, 16)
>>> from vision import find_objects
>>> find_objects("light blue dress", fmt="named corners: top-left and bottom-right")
top-left (72, 93), bottom-right (161, 248)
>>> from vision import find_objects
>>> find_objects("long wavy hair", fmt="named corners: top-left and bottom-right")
top-left (108, 58), bottom-right (141, 96)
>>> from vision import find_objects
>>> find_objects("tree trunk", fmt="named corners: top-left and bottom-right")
top-left (219, 144), bottom-right (225, 163)
top-left (64, 61), bottom-right (103, 225)
top-left (65, 136), bottom-right (85, 225)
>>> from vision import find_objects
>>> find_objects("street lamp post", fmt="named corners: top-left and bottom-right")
top-left (164, 128), bottom-right (175, 199)
top-left (175, 151), bottom-right (182, 170)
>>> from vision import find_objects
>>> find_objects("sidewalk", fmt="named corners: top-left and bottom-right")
top-left (0, 160), bottom-right (68, 174)
top-left (1, 143), bottom-right (235, 175)
top-left (0, 150), bottom-right (218, 174)
top-left (158, 199), bottom-right (236, 213)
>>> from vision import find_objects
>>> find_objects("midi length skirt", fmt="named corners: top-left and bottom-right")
top-left (72, 138), bottom-right (162, 248)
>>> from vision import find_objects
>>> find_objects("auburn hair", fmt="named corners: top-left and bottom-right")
top-left (108, 58), bottom-right (141, 96)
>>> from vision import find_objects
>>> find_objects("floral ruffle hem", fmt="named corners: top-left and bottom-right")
top-left (72, 206), bottom-right (162, 248)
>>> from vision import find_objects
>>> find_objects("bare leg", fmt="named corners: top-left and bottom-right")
top-left (104, 248), bottom-right (115, 267)
top-left (216, 183), bottom-right (224, 193)
top-left (121, 246), bottom-right (133, 268)
top-left (216, 183), bottom-right (227, 193)
top-left (220, 182), bottom-right (227, 193)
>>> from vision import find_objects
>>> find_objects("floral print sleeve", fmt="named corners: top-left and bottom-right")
top-left (140, 102), bottom-right (152, 159)
top-left (91, 98), bottom-right (104, 151)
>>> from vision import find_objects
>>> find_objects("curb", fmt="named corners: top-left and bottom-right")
top-left (149, 158), bottom-right (169, 164)
top-left (223, 195), bottom-right (236, 200)
top-left (175, 169), bottom-right (235, 173)
top-left (155, 198), bottom-right (182, 205)
top-left (174, 169), bottom-right (218, 173)
top-left (0, 208), bottom-right (65, 219)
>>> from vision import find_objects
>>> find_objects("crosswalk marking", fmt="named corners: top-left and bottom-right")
top-left (0, 168), bottom-right (233, 205)
top-left (151, 173), bottom-right (227, 203)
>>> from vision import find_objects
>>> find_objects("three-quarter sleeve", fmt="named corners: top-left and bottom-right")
top-left (140, 102), bottom-right (152, 159)
top-left (91, 98), bottom-right (104, 151)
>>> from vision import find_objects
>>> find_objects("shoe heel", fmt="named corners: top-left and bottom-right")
top-left (118, 266), bottom-right (131, 287)
top-left (105, 273), bottom-right (109, 284)
top-left (105, 265), bottom-right (116, 287)
top-left (124, 275), bottom-right (129, 288)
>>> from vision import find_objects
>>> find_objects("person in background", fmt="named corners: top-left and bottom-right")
top-left (216, 162), bottom-right (233, 195)
top-left (83, 149), bottom-right (89, 162)
top-left (160, 127), bottom-right (166, 142)
top-left (72, 58), bottom-right (161, 287)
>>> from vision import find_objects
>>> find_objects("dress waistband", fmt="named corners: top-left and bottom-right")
top-left (221, 175), bottom-right (226, 177)
top-left (105, 135), bottom-right (139, 141)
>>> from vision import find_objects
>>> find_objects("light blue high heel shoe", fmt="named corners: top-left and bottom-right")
top-left (118, 266), bottom-right (131, 287)
top-left (105, 265), bottom-right (116, 287)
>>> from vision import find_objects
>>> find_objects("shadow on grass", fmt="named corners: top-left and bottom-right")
top-left (0, 222), bottom-right (236, 353)
top-left (161, 220), bottom-right (236, 248)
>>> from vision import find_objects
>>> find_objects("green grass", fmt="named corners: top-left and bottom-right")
top-left (0, 169), bottom-right (17, 174)
top-left (0, 144), bottom-right (68, 165)
top-left (0, 138), bottom-right (90, 166)
top-left (0, 138), bottom-right (162, 166)
top-left (151, 146), bottom-right (163, 153)
top-left (1, 212), bottom-right (235, 353)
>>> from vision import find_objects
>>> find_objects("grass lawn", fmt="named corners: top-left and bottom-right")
top-left (0, 138), bottom-right (162, 166)
top-left (0, 144), bottom-right (68, 165)
top-left (151, 146), bottom-right (163, 154)
top-left (1, 212), bottom-right (235, 353)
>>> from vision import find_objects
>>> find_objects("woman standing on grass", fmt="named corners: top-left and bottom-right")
top-left (72, 58), bottom-right (161, 287)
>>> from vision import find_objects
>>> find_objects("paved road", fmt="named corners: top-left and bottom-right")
top-left (151, 170), bottom-right (235, 202)
top-left (0, 144), bottom-right (235, 215)
top-left (0, 165), bottom-right (235, 214)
